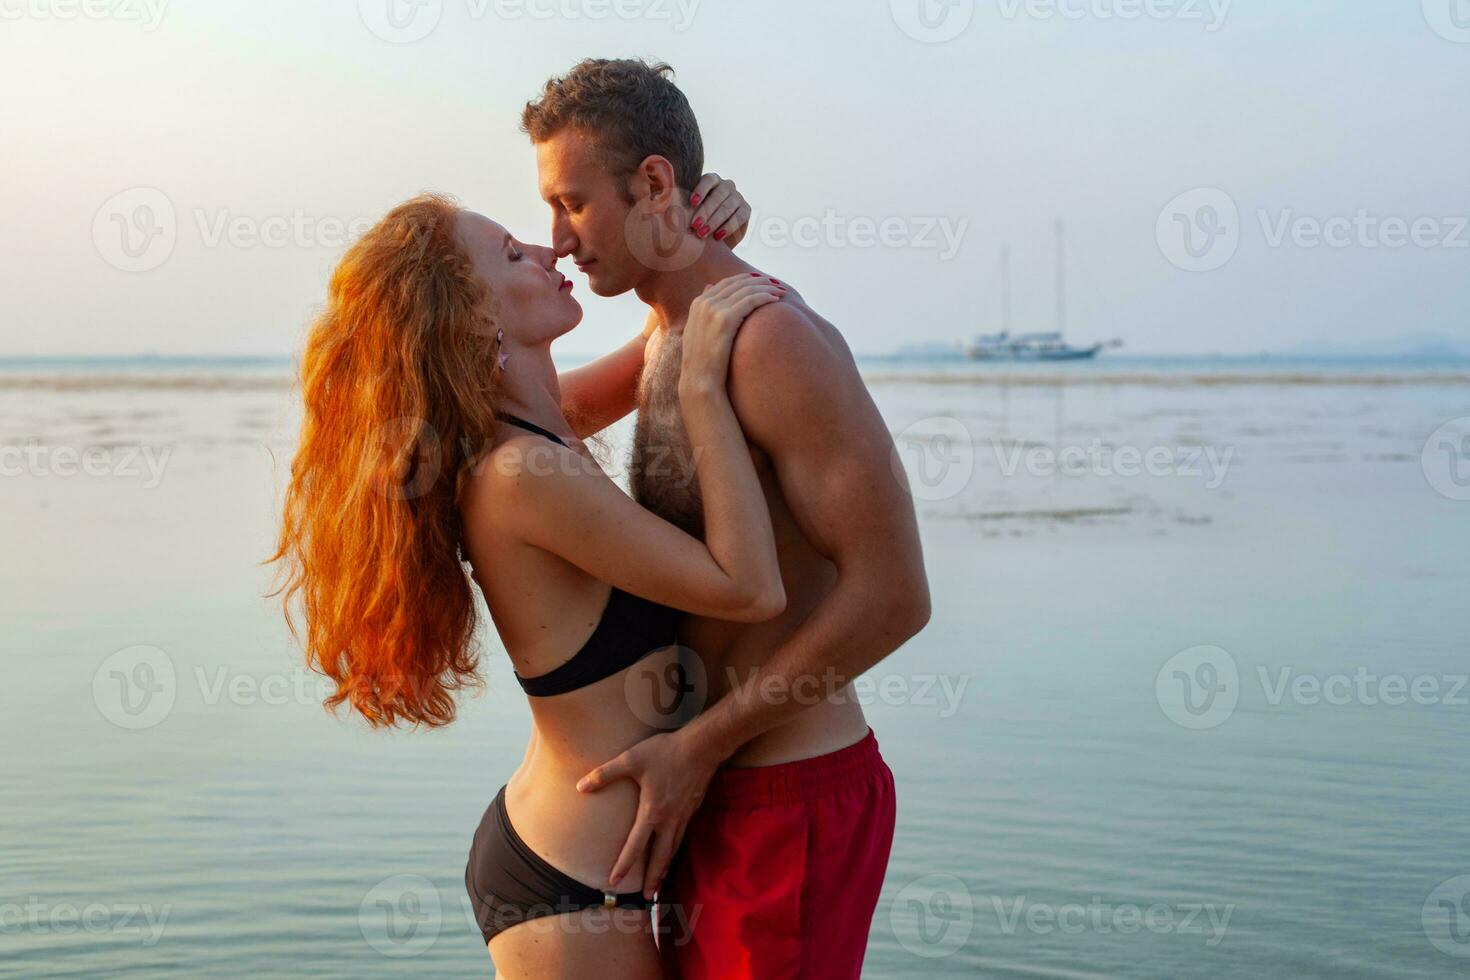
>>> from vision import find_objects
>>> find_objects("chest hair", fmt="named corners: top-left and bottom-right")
top-left (630, 330), bottom-right (705, 536)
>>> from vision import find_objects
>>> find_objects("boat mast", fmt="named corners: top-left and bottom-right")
top-left (1055, 219), bottom-right (1066, 337)
top-left (1001, 246), bottom-right (1012, 333)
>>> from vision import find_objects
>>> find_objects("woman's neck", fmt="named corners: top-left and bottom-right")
top-left (493, 341), bottom-right (573, 440)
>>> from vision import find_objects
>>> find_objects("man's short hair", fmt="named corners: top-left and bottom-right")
top-left (522, 58), bottom-right (705, 199)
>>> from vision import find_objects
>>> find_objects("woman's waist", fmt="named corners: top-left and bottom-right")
top-left (501, 755), bottom-right (645, 891)
top-left (522, 707), bottom-right (667, 772)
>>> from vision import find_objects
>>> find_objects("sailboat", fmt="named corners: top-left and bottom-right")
top-left (965, 221), bottom-right (1116, 361)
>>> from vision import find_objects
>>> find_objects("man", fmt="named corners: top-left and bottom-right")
top-left (522, 58), bottom-right (931, 979)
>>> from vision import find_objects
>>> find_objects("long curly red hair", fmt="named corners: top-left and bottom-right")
top-left (268, 193), bottom-right (501, 728)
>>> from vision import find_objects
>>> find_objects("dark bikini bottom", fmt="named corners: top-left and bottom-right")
top-left (464, 785), bottom-right (654, 944)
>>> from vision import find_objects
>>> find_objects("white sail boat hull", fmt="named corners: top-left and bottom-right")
top-left (965, 223), bottom-right (1114, 361)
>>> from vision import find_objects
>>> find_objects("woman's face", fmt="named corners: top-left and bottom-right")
top-left (453, 210), bottom-right (582, 344)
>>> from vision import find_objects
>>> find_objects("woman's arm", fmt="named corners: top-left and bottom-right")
top-left (478, 276), bottom-right (788, 621)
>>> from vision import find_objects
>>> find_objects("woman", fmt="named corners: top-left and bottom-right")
top-left (270, 187), bottom-right (783, 978)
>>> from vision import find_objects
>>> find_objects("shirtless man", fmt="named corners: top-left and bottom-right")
top-left (522, 59), bottom-right (931, 978)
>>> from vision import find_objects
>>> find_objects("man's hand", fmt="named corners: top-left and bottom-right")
top-left (577, 727), bottom-right (723, 899)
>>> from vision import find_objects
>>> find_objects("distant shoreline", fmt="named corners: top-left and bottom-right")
top-left (4, 352), bottom-right (1470, 366)
top-left (2, 369), bottom-right (1467, 392)
top-left (861, 370), bottom-right (1470, 387)
top-left (4, 352), bottom-right (1470, 390)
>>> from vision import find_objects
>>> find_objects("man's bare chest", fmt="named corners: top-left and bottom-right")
top-left (631, 329), bottom-right (704, 534)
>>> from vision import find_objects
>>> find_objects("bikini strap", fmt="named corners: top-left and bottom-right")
top-left (496, 412), bottom-right (570, 448)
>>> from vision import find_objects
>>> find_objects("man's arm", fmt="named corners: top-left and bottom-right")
top-left (685, 304), bottom-right (932, 756)
top-left (556, 311), bottom-right (657, 438)
top-left (578, 304), bottom-right (931, 897)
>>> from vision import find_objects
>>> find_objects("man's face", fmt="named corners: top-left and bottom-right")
top-left (535, 129), bottom-right (643, 297)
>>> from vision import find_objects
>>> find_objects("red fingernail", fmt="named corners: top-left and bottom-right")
top-left (714, 229), bottom-right (727, 240)
top-left (698, 227), bottom-right (710, 238)
top-left (749, 272), bottom-right (760, 277)
top-left (690, 194), bottom-right (701, 206)
top-left (692, 217), bottom-right (705, 231)
top-left (770, 278), bottom-right (781, 284)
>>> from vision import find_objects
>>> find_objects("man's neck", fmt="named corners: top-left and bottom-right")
top-left (635, 240), bottom-right (757, 333)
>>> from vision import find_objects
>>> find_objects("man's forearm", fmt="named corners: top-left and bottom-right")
top-left (558, 331), bottom-right (647, 437)
top-left (684, 570), bottom-right (929, 762)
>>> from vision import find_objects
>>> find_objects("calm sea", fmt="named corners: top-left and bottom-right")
top-left (3, 355), bottom-right (1468, 978)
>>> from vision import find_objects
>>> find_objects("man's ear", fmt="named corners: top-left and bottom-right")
top-left (632, 155), bottom-right (681, 214)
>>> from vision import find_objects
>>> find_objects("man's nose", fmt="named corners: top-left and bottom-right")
top-left (551, 214), bottom-right (577, 258)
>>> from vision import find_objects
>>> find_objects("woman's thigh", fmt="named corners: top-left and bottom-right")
top-left (487, 907), bottom-right (662, 980)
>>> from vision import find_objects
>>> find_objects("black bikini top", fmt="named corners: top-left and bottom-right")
top-left (497, 412), bottom-right (685, 697)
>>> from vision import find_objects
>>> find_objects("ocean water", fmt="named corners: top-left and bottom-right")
top-left (2, 356), bottom-right (1468, 978)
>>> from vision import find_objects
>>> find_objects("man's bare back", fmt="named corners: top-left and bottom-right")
top-left (631, 297), bottom-right (873, 766)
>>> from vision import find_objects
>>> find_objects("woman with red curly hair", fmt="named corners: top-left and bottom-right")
top-left (270, 191), bottom-right (785, 977)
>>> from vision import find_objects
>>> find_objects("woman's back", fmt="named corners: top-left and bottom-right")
top-left (462, 423), bottom-right (679, 891)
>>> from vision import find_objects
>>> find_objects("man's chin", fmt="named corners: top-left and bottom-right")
top-left (587, 275), bottom-right (630, 298)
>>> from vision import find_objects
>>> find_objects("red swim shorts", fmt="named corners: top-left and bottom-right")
top-left (658, 728), bottom-right (897, 980)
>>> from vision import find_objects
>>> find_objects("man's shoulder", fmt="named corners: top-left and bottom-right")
top-left (729, 296), bottom-right (846, 376)
top-left (727, 295), bottom-right (869, 437)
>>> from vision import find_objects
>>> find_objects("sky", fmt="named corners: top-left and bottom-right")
top-left (2, 0), bottom-right (1468, 357)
